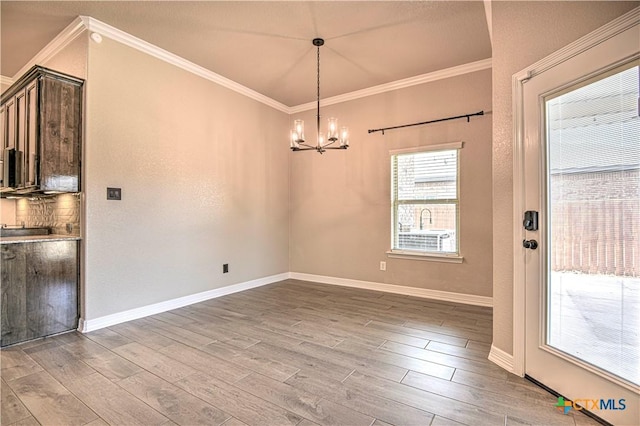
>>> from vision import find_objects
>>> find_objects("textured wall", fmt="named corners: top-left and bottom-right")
top-left (491, 1), bottom-right (638, 354)
top-left (84, 36), bottom-right (289, 320)
top-left (0, 199), bottom-right (16, 224)
top-left (290, 69), bottom-right (493, 297)
top-left (40, 33), bottom-right (88, 80)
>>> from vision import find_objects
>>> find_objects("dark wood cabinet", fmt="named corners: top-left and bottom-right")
top-left (1, 240), bottom-right (79, 347)
top-left (0, 244), bottom-right (27, 345)
top-left (1, 66), bottom-right (83, 193)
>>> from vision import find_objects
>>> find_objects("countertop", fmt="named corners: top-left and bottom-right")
top-left (0, 234), bottom-right (81, 244)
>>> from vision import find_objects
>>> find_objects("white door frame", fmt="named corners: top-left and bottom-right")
top-left (512, 6), bottom-right (640, 377)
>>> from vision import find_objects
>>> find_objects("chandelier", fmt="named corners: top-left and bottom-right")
top-left (290, 38), bottom-right (349, 153)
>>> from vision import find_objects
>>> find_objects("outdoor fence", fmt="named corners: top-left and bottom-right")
top-left (550, 199), bottom-right (639, 277)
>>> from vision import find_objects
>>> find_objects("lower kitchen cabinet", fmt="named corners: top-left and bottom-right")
top-left (1, 240), bottom-right (79, 347)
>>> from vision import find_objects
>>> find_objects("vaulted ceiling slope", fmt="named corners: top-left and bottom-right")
top-left (1, 1), bottom-right (492, 107)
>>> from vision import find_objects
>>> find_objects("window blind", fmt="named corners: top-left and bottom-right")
top-left (391, 148), bottom-right (460, 254)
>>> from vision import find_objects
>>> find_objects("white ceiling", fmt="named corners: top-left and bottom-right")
top-left (1, 1), bottom-right (492, 107)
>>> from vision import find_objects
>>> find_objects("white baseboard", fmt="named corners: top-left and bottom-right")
top-left (488, 344), bottom-right (515, 373)
top-left (77, 272), bottom-right (288, 333)
top-left (78, 271), bottom-right (493, 333)
top-left (289, 272), bottom-right (493, 307)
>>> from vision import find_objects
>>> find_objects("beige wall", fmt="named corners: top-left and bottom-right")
top-left (491, 1), bottom-right (638, 354)
top-left (83, 37), bottom-right (290, 319)
top-left (41, 33), bottom-right (88, 80)
top-left (290, 69), bottom-right (493, 297)
top-left (0, 199), bottom-right (16, 225)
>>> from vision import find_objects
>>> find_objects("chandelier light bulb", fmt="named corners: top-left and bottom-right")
top-left (318, 132), bottom-right (326, 148)
top-left (290, 130), bottom-right (300, 148)
top-left (294, 119), bottom-right (305, 142)
top-left (340, 126), bottom-right (349, 147)
top-left (328, 117), bottom-right (338, 141)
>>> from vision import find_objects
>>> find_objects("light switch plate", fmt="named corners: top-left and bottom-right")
top-left (107, 187), bottom-right (122, 200)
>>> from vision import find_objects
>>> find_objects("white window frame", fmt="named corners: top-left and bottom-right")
top-left (387, 141), bottom-right (464, 263)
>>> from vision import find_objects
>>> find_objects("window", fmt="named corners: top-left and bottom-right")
top-left (390, 143), bottom-right (461, 257)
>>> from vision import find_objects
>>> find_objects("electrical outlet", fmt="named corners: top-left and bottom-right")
top-left (380, 261), bottom-right (386, 271)
top-left (223, 264), bottom-right (229, 274)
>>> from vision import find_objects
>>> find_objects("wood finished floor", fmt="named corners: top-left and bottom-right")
top-left (1, 279), bottom-right (601, 426)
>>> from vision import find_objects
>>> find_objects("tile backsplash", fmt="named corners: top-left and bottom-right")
top-left (15, 193), bottom-right (81, 236)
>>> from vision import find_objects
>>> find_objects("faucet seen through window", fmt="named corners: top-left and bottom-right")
top-left (391, 146), bottom-right (460, 254)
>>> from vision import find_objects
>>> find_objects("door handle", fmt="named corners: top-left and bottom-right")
top-left (523, 239), bottom-right (538, 250)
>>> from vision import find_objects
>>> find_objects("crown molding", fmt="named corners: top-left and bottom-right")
top-left (1, 76), bottom-right (13, 87)
top-left (288, 58), bottom-right (493, 114)
top-left (12, 16), bottom-right (87, 81)
top-left (12, 15), bottom-right (493, 115)
top-left (81, 16), bottom-right (290, 114)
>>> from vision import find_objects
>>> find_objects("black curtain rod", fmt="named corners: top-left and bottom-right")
top-left (368, 110), bottom-right (485, 135)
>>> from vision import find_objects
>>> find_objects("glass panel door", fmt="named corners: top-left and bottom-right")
top-left (545, 64), bottom-right (639, 386)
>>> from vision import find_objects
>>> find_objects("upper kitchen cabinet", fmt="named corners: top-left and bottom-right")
top-left (1, 66), bottom-right (83, 193)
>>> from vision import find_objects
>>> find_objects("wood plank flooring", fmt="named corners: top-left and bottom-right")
top-left (1, 279), bottom-right (601, 425)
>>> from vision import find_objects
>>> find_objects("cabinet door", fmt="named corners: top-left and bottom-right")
top-left (3, 99), bottom-right (18, 188)
top-left (40, 76), bottom-right (82, 192)
top-left (5, 98), bottom-right (15, 150)
top-left (0, 104), bottom-right (5, 187)
top-left (25, 81), bottom-right (38, 186)
top-left (25, 241), bottom-right (78, 340)
top-left (15, 89), bottom-right (26, 187)
top-left (0, 245), bottom-right (28, 347)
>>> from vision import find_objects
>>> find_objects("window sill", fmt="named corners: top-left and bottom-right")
top-left (386, 250), bottom-right (464, 263)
